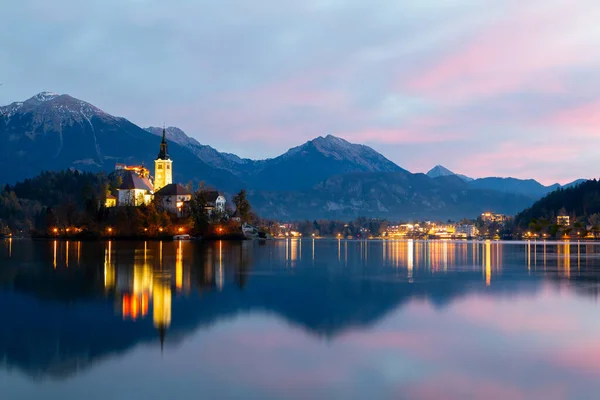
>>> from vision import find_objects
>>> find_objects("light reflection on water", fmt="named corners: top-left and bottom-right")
top-left (2, 239), bottom-right (600, 399)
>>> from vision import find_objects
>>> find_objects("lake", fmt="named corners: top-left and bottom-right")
top-left (1, 239), bottom-right (600, 399)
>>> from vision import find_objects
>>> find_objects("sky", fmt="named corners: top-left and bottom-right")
top-left (1, 0), bottom-right (600, 184)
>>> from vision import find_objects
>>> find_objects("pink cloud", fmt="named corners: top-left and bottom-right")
top-left (452, 139), bottom-right (584, 184)
top-left (404, 1), bottom-right (596, 103)
top-left (548, 101), bottom-right (600, 133)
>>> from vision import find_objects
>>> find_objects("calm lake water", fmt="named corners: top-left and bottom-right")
top-left (1, 239), bottom-right (600, 399)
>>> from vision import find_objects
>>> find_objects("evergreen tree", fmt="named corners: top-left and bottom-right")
top-left (233, 189), bottom-right (251, 223)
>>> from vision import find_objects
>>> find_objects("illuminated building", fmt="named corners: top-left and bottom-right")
top-left (154, 128), bottom-right (173, 192)
top-left (481, 212), bottom-right (507, 223)
top-left (117, 171), bottom-right (154, 206)
top-left (557, 215), bottom-right (570, 227)
top-left (456, 224), bottom-right (479, 238)
top-left (104, 194), bottom-right (117, 208)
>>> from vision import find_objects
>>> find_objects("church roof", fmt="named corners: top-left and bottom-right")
top-left (155, 183), bottom-right (191, 196)
top-left (204, 190), bottom-right (222, 203)
top-left (118, 171), bottom-right (154, 192)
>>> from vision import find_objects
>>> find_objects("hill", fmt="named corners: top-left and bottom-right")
top-left (514, 179), bottom-right (598, 229)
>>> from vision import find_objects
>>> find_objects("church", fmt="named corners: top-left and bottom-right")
top-left (111, 128), bottom-right (226, 215)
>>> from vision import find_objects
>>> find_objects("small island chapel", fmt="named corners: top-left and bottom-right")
top-left (108, 128), bottom-right (226, 215)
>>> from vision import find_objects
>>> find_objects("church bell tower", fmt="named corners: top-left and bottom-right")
top-left (154, 127), bottom-right (173, 191)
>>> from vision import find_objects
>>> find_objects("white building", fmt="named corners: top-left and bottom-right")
top-left (204, 191), bottom-right (226, 215)
top-left (456, 224), bottom-right (479, 237)
top-left (117, 171), bottom-right (154, 206)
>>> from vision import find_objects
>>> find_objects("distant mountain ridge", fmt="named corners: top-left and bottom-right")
top-left (426, 164), bottom-right (586, 199)
top-left (146, 128), bottom-right (405, 190)
top-left (427, 165), bottom-right (473, 182)
top-left (0, 92), bottom-right (589, 220)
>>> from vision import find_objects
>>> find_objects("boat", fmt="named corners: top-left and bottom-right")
top-left (173, 234), bottom-right (191, 240)
top-left (242, 223), bottom-right (272, 240)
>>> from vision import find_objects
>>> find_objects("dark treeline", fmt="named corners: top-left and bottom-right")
top-left (1, 170), bottom-right (108, 234)
top-left (514, 179), bottom-right (600, 237)
top-left (285, 218), bottom-right (389, 237)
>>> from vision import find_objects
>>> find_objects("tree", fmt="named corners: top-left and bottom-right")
top-left (233, 189), bottom-right (251, 223)
top-left (189, 189), bottom-right (210, 235)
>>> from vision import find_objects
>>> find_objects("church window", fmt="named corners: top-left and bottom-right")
top-left (167, 165), bottom-right (170, 170)
top-left (158, 164), bottom-right (163, 170)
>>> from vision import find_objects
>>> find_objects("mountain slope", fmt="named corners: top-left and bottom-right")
top-left (468, 177), bottom-right (560, 199)
top-left (0, 93), bottom-right (244, 190)
top-left (248, 135), bottom-right (406, 190)
top-left (427, 165), bottom-right (473, 182)
top-left (249, 171), bottom-right (534, 220)
top-left (145, 126), bottom-right (258, 176)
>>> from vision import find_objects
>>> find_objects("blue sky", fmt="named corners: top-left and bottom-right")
top-left (1, 0), bottom-right (600, 184)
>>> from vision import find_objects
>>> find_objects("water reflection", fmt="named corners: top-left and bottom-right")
top-left (2, 239), bottom-right (600, 398)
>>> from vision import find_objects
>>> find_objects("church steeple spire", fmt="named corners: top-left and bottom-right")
top-left (157, 126), bottom-right (170, 160)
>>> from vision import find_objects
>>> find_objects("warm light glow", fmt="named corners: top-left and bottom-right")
top-left (485, 241), bottom-right (491, 286)
top-left (53, 227), bottom-right (58, 234)
top-left (53, 240), bottom-right (57, 269)
top-left (176, 241), bottom-right (183, 291)
top-left (104, 242), bottom-right (115, 289)
top-left (153, 274), bottom-right (172, 330)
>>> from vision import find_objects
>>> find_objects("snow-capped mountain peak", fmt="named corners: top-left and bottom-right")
top-left (28, 91), bottom-right (60, 104)
top-left (1, 92), bottom-right (113, 123)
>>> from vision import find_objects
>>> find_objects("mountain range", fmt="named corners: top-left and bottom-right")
top-left (0, 92), bottom-right (589, 220)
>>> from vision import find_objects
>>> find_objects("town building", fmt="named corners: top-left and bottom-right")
top-left (481, 212), bottom-right (507, 223)
top-left (456, 224), bottom-right (479, 237)
top-left (154, 128), bottom-right (173, 192)
top-left (154, 183), bottom-right (192, 217)
top-left (557, 215), bottom-right (570, 226)
top-left (104, 194), bottom-right (117, 208)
